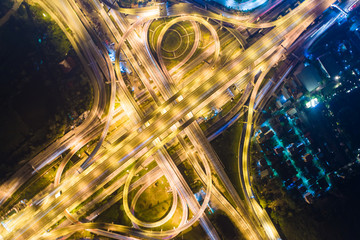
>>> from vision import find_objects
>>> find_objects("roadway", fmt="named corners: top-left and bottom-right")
top-left (238, 1), bottom-right (337, 240)
top-left (0, 0), bottom-right (338, 239)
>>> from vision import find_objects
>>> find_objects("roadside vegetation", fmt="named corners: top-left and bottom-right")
top-left (133, 176), bottom-right (173, 223)
top-left (69, 230), bottom-right (96, 239)
top-left (0, 2), bottom-right (93, 182)
top-left (96, 200), bottom-right (133, 226)
top-left (209, 210), bottom-right (246, 240)
top-left (178, 160), bottom-right (203, 193)
top-left (251, 156), bottom-right (360, 240)
top-left (116, 0), bottom-right (149, 8)
top-left (175, 221), bottom-right (207, 240)
top-left (0, 0), bottom-right (12, 17)
top-left (210, 117), bottom-right (245, 200)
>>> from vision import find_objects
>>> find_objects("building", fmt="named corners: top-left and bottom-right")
top-left (256, 132), bottom-right (265, 143)
top-left (264, 129), bottom-right (275, 139)
top-left (294, 64), bottom-right (322, 92)
top-left (259, 158), bottom-right (267, 167)
top-left (260, 126), bottom-right (270, 133)
top-left (256, 128), bottom-right (275, 143)
top-left (260, 169), bottom-right (271, 179)
top-left (302, 153), bottom-right (313, 162)
top-left (274, 146), bottom-right (284, 155)
top-left (283, 100), bottom-right (292, 108)
top-left (59, 56), bottom-right (76, 73)
top-left (281, 87), bottom-right (291, 100)
top-left (304, 192), bottom-right (314, 204)
top-left (287, 143), bottom-right (296, 155)
top-left (286, 108), bottom-right (297, 117)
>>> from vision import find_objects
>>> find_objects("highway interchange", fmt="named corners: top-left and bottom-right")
top-left (0, 0), bottom-right (352, 239)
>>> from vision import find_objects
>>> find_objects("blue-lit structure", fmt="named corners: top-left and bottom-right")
top-left (212, 0), bottom-right (268, 11)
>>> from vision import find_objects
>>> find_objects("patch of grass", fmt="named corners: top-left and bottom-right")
top-left (96, 200), bottom-right (132, 226)
top-left (149, 18), bottom-right (169, 50)
top-left (162, 30), bottom-right (182, 52)
top-left (175, 221), bottom-right (208, 240)
top-left (133, 176), bottom-right (173, 222)
top-left (18, 164), bottom-right (57, 201)
top-left (210, 210), bottom-right (246, 240)
top-left (162, 22), bottom-right (195, 66)
top-left (178, 160), bottom-right (203, 193)
top-left (69, 230), bottom-right (95, 239)
top-left (152, 199), bottom-right (183, 231)
top-left (211, 173), bottom-right (236, 207)
top-left (220, 93), bottom-right (242, 115)
top-left (210, 117), bottom-right (245, 200)
top-left (199, 24), bottom-right (212, 48)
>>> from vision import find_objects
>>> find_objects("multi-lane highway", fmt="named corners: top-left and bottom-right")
top-left (0, 0), bottom-right (339, 239)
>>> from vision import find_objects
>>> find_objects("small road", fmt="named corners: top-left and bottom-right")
top-left (0, 0), bottom-right (23, 27)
